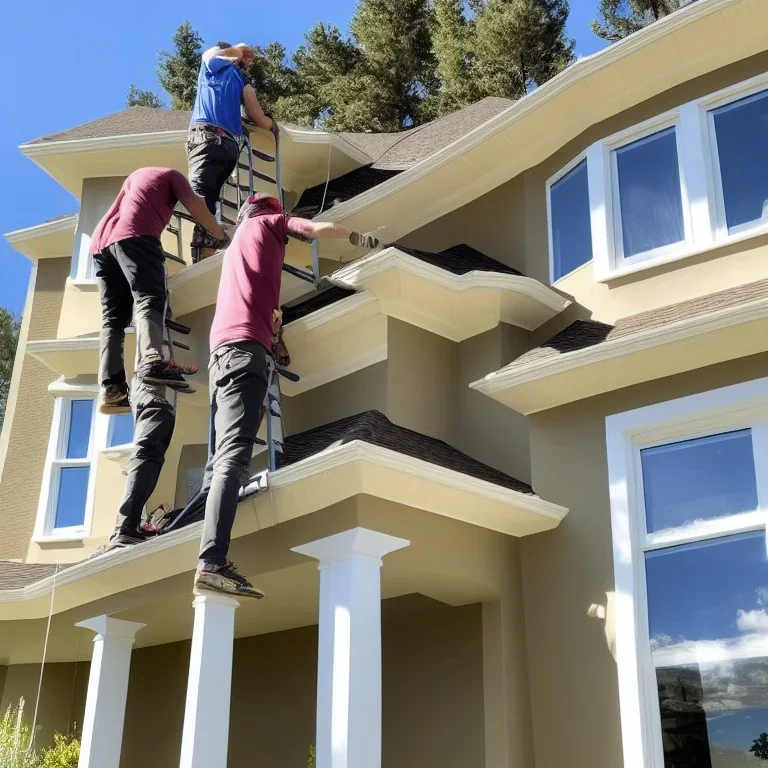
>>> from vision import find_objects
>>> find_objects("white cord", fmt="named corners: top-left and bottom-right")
top-left (319, 143), bottom-right (332, 216)
top-left (22, 564), bottom-right (59, 757)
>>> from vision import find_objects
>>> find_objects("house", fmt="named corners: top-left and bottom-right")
top-left (2, 0), bottom-right (768, 765)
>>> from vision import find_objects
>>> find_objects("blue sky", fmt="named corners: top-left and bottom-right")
top-left (0, 0), bottom-right (606, 317)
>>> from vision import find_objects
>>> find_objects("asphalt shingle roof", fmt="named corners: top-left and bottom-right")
top-left (280, 410), bottom-right (532, 494)
top-left (395, 244), bottom-right (522, 276)
top-left (0, 561), bottom-right (65, 590)
top-left (502, 279), bottom-right (768, 371)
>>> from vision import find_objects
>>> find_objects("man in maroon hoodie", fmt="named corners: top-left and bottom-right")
top-left (91, 167), bottom-right (227, 414)
top-left (194, 193), bottom-right (380, 598)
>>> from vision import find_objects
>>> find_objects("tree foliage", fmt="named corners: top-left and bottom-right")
top-left (751, 732), bottom-right (768, 761)
top-left (474, 0), bottom-right (574, 100)
top-left (591, 0), bottom-right (692, 42)
top-left (126, 84), bottom-right (164, 108)
top-left (0, 309), bottom-right (21, 431)
top-left (157, 21), bottom-right (203, 110)
top-left (147, 0), bottom-right (577, 130)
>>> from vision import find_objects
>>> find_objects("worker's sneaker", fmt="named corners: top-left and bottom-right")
top-left (98, 383), bottom-right (131, 415)
top-left (90, 532), bottom-right (145, 558)
top-left (137, 360), bottom-right (197, 389)
top-left (194, 561), bottom-right (264, 599)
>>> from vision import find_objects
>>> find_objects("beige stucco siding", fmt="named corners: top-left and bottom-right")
top-left (0, 259), bottom-right (68, 560)
top-left (1, 598), bottom-right (485, 768)
top-left (521, 351), bottom-right (768, 768)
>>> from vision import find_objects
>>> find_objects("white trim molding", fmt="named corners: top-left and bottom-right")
top-left (5, 215), bottom-right (78, 245)
top-left (605, 376), bottom-right (768, 768)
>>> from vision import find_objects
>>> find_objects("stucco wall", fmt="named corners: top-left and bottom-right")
top-left (521, 352), bottom-right (768, 768)
top-left (0, 258), bottom-right (68, 560)
top-left (0, 597), bottom-right (485, 768)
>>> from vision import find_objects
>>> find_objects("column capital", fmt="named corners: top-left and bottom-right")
top-left (75, 615), bottom-right (145, 640)
top-left (191, 592), bottom-right (240, 610)
top-left (292, 527), bottom-right (410, 566)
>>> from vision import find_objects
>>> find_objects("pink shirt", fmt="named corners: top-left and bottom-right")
top-left (91, 168), bottom-right (198, 253)
top-left (210, 214), bottom-right (302, 354)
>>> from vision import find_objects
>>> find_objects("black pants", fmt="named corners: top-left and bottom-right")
top-left (187, 124), bottom-right (240, 215)
top-left (94, 236), bottom-right (167, 387)
top-left (115, 380), bottom-right (175, 535)
top-left (200, 341), bottom-right (270, 565)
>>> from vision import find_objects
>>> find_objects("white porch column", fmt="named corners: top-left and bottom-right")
top-left (76, 615), bottom-right (145, 768)
top-left (293, 527), bottom-right (410, 768)
top-left (179, 593), bottom-right (239, 768)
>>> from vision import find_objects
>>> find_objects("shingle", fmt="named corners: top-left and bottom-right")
top-left (293, 166), bottom-right (403, 217)
top-left (395, 244), bottom-right (522, 276)
top-left (281, 284), bottom-right (358, 326)
top-left (280, 410), bottom-right (533, 494)
top-left (503, 279), bottom-right (768, 371)
top-left (0, 561), bottom-right (67, 590)
top-left (27, 107), bottom-right (191, 144)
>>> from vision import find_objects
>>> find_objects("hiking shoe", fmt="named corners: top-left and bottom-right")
top-left (99, 383), bottom-right (131, 415)
top-left (90, 532), bottom-right (145, 558)
top-left (138, 360), bottom-right (198, 389)
top-left (194, 561), bottom-right (264, 599)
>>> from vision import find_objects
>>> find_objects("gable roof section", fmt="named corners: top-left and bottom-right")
top-left (28, 107), bottom-right (192, 144)
top-left (506, 279), bottom-right (768, 371)
top-left (396, 244), bottom-right (521, 276)
top-left (281, 410), bottom-right (532, 494)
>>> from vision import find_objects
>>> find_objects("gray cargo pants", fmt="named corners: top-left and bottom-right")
top-left (199, 341), bottom-right (271, 565)
top-left (115, 379), bottom-right (176, 535)
top-left (94, 236), bottom-right (167, 387)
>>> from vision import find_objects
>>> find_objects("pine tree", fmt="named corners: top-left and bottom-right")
top-left (431, 0), bottom-right (481, 116)
top-left (474, 0), bottom-right (574, 99)
top-left (348, 0), bottom-right (438, 130)
top-left (277, 23), bottom-right (363, 128)
top-left (591, 0), bottom-right (693, 42)
top-left (246, 42), bottom-right (297, 116)
top-left (157, 21), bottom-right (204, 110)
top-left (0, 309), bottom-right (21, 430)
top-left (126, 84), bottom-right (165, 108)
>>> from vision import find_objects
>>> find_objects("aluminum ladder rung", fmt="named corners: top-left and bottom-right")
top-left (252, 169), bottom-right (277, 185)
top-left (163, 250), bottom-right (185, 265)
top-left (251, 149), bottom-right (275, 163)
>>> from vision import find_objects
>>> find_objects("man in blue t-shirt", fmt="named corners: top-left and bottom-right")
top-left (187, 42), bottom-right (275, 259)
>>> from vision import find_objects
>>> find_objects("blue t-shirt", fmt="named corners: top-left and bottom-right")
top-left (190, 47), bottom-right (247, 139)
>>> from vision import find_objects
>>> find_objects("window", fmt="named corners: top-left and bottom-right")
top-left (612, 127), bottom-right (686, 260)
top-left (548, 159), bottom-right (593, 281)
top-left (46, 398), bottom-right (96, 533)
top-left (606, 379), bottom-right (768, 768)
top-left (108, 413), bottom-right (135, 448)
top-left (710, 88), bottom-right (768, 236)
top-left (550, 72), bottom-right (768, 282)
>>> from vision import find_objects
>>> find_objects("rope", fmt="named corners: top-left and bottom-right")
top-left (20, 563), bottom-right (59, 757)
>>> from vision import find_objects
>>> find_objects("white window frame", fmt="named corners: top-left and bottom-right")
top-left (606, 115), bottom-right (693, 269)
top-left (550, 70), bottom-right (768, 284)
top-left (701, 71), bottom-right (768, 242)
top-left (546, 152), bottom-right (592, 283)
top-left (605, 376), bottom-right (768, 768)
top-left (35, 385), bottom-right (110, 542)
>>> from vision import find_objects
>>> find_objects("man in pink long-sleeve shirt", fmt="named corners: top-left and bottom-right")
top-left (194, 194), bottom-right (380, 598)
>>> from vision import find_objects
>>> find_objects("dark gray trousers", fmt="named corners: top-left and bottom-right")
top-left (94, 236), bottom-right (167, 387)
top-left (187, 125), bottom-right (240, 215)
top-left (200, 341), bottom-right (270, 565)
top-left (115, 380), bottom-right (175, 535)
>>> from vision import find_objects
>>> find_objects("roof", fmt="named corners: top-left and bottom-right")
top-left (27, 107), bottom-right (192, 144)
top-left (281, 284), bottom-right (358, 326)
top-left (395, 244), bottom-right (521, 276)
top-left (280, 410), bottom-right (533, 494)
top-left (293, 166), bottom-right (403, 217)
top-left (0, 561), bottom-right (65, 590)
top-left (504, 279), bottom-right (768, 370)
top-left (295, 97), bottom-right (514, 215)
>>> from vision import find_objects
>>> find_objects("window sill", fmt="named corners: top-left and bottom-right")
top-left (102, 443), bottom-right (134, 467)
top-left (33, 532), bottom-right (87, 545)
top-left (67, 278), bottom-right (99, 290)
top-left (596, 223), bottom-right (768, 283)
